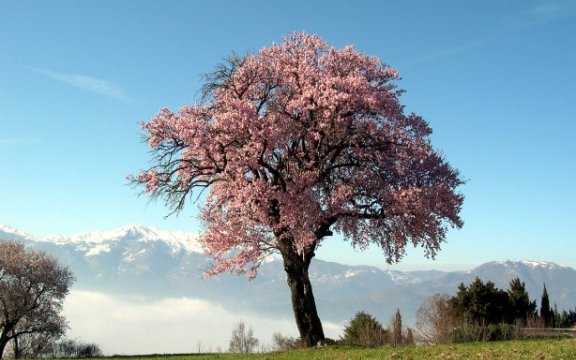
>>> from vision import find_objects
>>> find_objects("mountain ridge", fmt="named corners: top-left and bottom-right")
top-left (2, 223), bottom-right (566, 271)
top-left (1, 224), bottom-right (575, 324)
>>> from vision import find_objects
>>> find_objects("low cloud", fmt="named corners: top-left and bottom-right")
top-left (30, 68), bottom-right (130, 101)
top-left (63, 291), bottom-right (342, 355)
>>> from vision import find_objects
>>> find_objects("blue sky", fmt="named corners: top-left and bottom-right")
top-left (1, 0), bottom-right (575, 271)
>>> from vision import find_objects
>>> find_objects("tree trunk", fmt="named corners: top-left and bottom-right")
top-left (281, 250), bottom-right (325, 347)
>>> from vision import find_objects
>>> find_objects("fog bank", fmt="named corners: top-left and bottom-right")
top-left (63, 291), bottom-right (342, 355)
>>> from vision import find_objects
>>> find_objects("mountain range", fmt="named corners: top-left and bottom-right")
top-left (1, 224), bottom-right (575, 325)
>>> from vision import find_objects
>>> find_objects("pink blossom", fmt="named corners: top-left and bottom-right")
top-left (132, 32), bottom-right (463, 277)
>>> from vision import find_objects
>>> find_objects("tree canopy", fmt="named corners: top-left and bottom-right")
top-left (341, 311), bottom-right (386, 346)
top-left (450, 277), bottom-right (537, 327)
top-left (228, 321), bottom-right (259, 353)
top-left (540, 284), bottom-right (553, 327)
top-left (132, 32), bottom-right (464, 346)
top-left (133, 33), bottom-right (463, 276)
top-left (0, 241), bottom-right (74, 359)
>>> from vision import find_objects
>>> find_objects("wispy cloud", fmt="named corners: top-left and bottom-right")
top-left (30, 68), bottom-right (130, 101)
top-left (406, 39), bottom-right (490, 66)
top-left (526, 0), bottom-right (576, 25)
top-left (529, 0), bottom-right (576, 16)
top-left (406, 0), bottom-right (576, 67)
top-left (531, 2), bottom-right (564, 15)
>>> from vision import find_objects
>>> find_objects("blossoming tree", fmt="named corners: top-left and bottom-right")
top-left (132, 33), bottom-right (464, 346)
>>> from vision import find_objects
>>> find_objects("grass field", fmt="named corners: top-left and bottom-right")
top-left (100, 338), bottom-right (576, 360)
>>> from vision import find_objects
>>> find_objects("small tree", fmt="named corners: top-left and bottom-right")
top-left (557, 308), bottom-right (576, 328)
top-left (451, 277), bottom-right (510, 326)
top-left (415, 293), bottom-right (455, 344)
top-left (388, 309), bottom-right (403, 347)
top-left (228, 321), bottom-right (259, 353)
top-left (404, 327), bottom-right (415, 346)
top-left (507, 277), bottom-right (536, 326)
top-left (540, 284), bottom-right (553, 327)
top-left (0, 241), bottom-right (75, 359)
top-left (341, 311), bottom-right (386, 347)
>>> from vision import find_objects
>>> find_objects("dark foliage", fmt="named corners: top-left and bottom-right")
top-left (540, 284), bottom-right (553, 327)
top-left (508, 277), bottom-right (537, 326)
top-left (556, 308), bottom-right (576, 328)
top-left (448, 277), bottom-right (547, 341)
top-left (341, 311), bottom-right (387, 347)
top-left (45, 339), bottom-right (103, 358)
top-left (450, 277), bottom-right (511, 325)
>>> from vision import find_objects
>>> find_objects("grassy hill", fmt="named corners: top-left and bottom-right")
top-left (99, 338), bottom-right (576, 360)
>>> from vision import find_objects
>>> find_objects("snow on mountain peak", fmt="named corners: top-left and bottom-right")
top-left (44, 224), bottom-right (204, 255)
top-left (519, 260), bottom-right (565, 269)
top-left (0, 224), bottom-right (18, 233)
top-left (492, 260), bottom-right (565, 270)
top-left (0, 225), bottom-right (36, 241)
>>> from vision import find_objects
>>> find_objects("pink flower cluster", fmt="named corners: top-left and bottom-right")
top-left (133, 33), bottom-right (463, 277)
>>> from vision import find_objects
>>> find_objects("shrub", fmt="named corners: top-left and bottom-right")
top-left (43, 339), bottom-right (103, 358)
top-left (341, 311), bottom-right (387, 347)
top-left (271, 332), bottom-right (301, 351)
top-left (415, 294), bottom-right (455, 344)
top-left (453, 323), bottom-right (519, 343)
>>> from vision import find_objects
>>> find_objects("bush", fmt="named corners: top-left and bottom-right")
top-left (453, 323), bottom-right (519, 343)
top-left (271, 332), bottom-right (301, 351)
top-left (43, 338), bottom-right (103, 358)
top-left (415, 294), bottom-right (455, 344)
top-left (341, 311), bottom-right (387, 347)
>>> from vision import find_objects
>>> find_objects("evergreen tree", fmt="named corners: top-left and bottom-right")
top-left (451, 277), bottom-right (510, 325)
top-left (389, 309), bottom-right (403, 347)
top-left (557, 308), bottom-right (576, 328)
top-left (507, 277), bottom-right (536, 325)
top-left (553, 305), bottom-right (560, 328)
top-left (540, 284), bottom-right (553, 327)
top-left (341, 311), bottom-right (386, 347)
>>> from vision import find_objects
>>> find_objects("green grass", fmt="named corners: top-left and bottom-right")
top-left (90, 338), bottom-right (576, 360)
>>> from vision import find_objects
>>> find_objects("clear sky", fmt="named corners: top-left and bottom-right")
top-left (1, 0), bottom-right (575, 271)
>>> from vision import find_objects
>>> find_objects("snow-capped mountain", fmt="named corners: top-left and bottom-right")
top-left (43, 224), bottom-right (203, 254)
top-left (0, 225), bottom-right (35, 242)
top-left (463, 260), bottom-right (576, 309)
top-left (12, 225), bottom-right (212, 297)
top-left (1, 224), bottom-right (575, 325)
